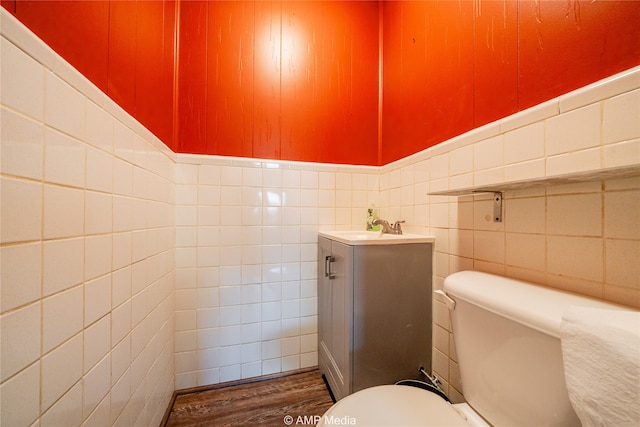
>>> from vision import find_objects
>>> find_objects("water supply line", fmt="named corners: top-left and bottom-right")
top-left (419, 366), bottom-right (443, 390)
top-left (395, 366), bottom-right (451, 402)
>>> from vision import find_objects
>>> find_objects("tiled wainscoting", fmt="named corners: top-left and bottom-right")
top-left (173, 155), bottom-right (378, 388)
top-left (1, 11), bottom-right (176, 427)
top-left (1, 7), bottom-right (638, 425)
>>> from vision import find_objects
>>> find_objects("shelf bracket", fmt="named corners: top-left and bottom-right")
top-left (493, 192), bottom-right (503, 222)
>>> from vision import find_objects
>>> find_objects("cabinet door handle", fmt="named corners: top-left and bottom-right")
top-left (325, 256), bottom-right (335, 279)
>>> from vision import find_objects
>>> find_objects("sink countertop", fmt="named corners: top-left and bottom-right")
top-left (319, 230), bottom-right (435, 246)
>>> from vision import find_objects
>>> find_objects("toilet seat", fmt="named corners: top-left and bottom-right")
top-left (318, 385), bottom-right (476, 426)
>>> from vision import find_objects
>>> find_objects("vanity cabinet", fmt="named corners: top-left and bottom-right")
top-left (318, 232), bottom-right (433, 401)
top-left (318, 236), bottom-right (353, 400)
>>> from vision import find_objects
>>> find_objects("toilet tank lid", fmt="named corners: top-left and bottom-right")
top-left (443, 271), bottom-right (629, 338)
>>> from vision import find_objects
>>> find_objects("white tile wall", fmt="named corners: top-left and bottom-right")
top-left (1, 10), bottom-right (175, 427)
top-left (174, 155), bottom-right (379, 388)
top-left (2, 7), bottom-right (639, 421)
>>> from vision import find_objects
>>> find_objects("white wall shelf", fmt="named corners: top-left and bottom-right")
top-left (428, 165), bottom-right (640, 197)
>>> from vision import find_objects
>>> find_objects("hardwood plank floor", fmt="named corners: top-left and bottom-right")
top-left (164, 369), bottom-right (335, 427)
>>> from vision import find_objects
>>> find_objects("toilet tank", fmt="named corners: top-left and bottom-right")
top-left (443, 271), bottom-right (625, 427)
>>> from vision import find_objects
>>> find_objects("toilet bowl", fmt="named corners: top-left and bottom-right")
top-left (318, 271), bottom-right (632, 427)
top-left (317, 384), bottom-right (488, 426)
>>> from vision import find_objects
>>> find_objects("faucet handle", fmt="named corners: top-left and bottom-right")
top-left (392, 220), bottom-right (405, 234)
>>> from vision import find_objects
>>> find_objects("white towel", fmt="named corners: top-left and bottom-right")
top-left (560, 306), bottom-right (640, 427)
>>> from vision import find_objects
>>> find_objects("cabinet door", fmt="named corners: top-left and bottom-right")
top-left (329, 240), bottom-right (352, 399)
top-left (318, 237), bottom-right (333, 374)
top-left (317, 237), bottom-right (352, 400)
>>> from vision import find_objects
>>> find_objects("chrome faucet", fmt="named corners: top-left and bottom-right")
top-left (372, 219), bottom-right (405, 235)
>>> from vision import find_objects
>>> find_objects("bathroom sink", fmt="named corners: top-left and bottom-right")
top-left (319, 230), bottom-right (434, 245)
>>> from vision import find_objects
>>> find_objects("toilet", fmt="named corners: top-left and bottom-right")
top-left (318, 270), bottom-right (632, 426)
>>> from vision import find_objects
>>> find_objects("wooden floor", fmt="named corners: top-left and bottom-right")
top-left (164, 369), bottom-right (335, 426)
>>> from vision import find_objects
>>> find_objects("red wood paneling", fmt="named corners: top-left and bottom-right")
top-left (14, 0), bottom-right (110, 91)
top-left (161, 0), bottom-right (177, 151)
top-left (7, 0), bottom-right (640, 164)
top-left (318, 1), bottom-right (360, 164)
top-left (252, 0), bottom-right (282, 160)
top-left (108, 0), bottom-right (138, 115)
top-left (382, 0), bottom-right (475, 165)
top-left (1, 1), bottom-right (16, 14)
top-left (176, 0), bottom-right (378, 164)
top-left (398, 0), bottom-right (430, 156)
top-left (314, 1), bottom-right (335, 164)
top-left (135, 0), bottom-right (167, 144)
top-left (206, 0), bottom-right (254, 157)
top-left (176, 0), bottom-right (208, 154)
top-left (473, 0), bottom-right (518, 127)
top-left (280, 0), bottom-right (321, 163)
top-left (382, 0), bottom-right (433, 165)
top-left (518, 0), bottom-right (640, 110)
top-left (381, 1), bottom-right (405, 164)
top-left (292, 2), bottom-right (378, 165)
top-left (423, 1), bottom-right (474, 150)
top-left (346, 1), bottom-right (379, 165)
top-left (382, 0), bottom-right (640, 165)
top-left (11, 1), bottom-right (175, 149)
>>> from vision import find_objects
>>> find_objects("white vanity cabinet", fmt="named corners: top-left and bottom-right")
top-left (318, 231), bottom-right (434, 401)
